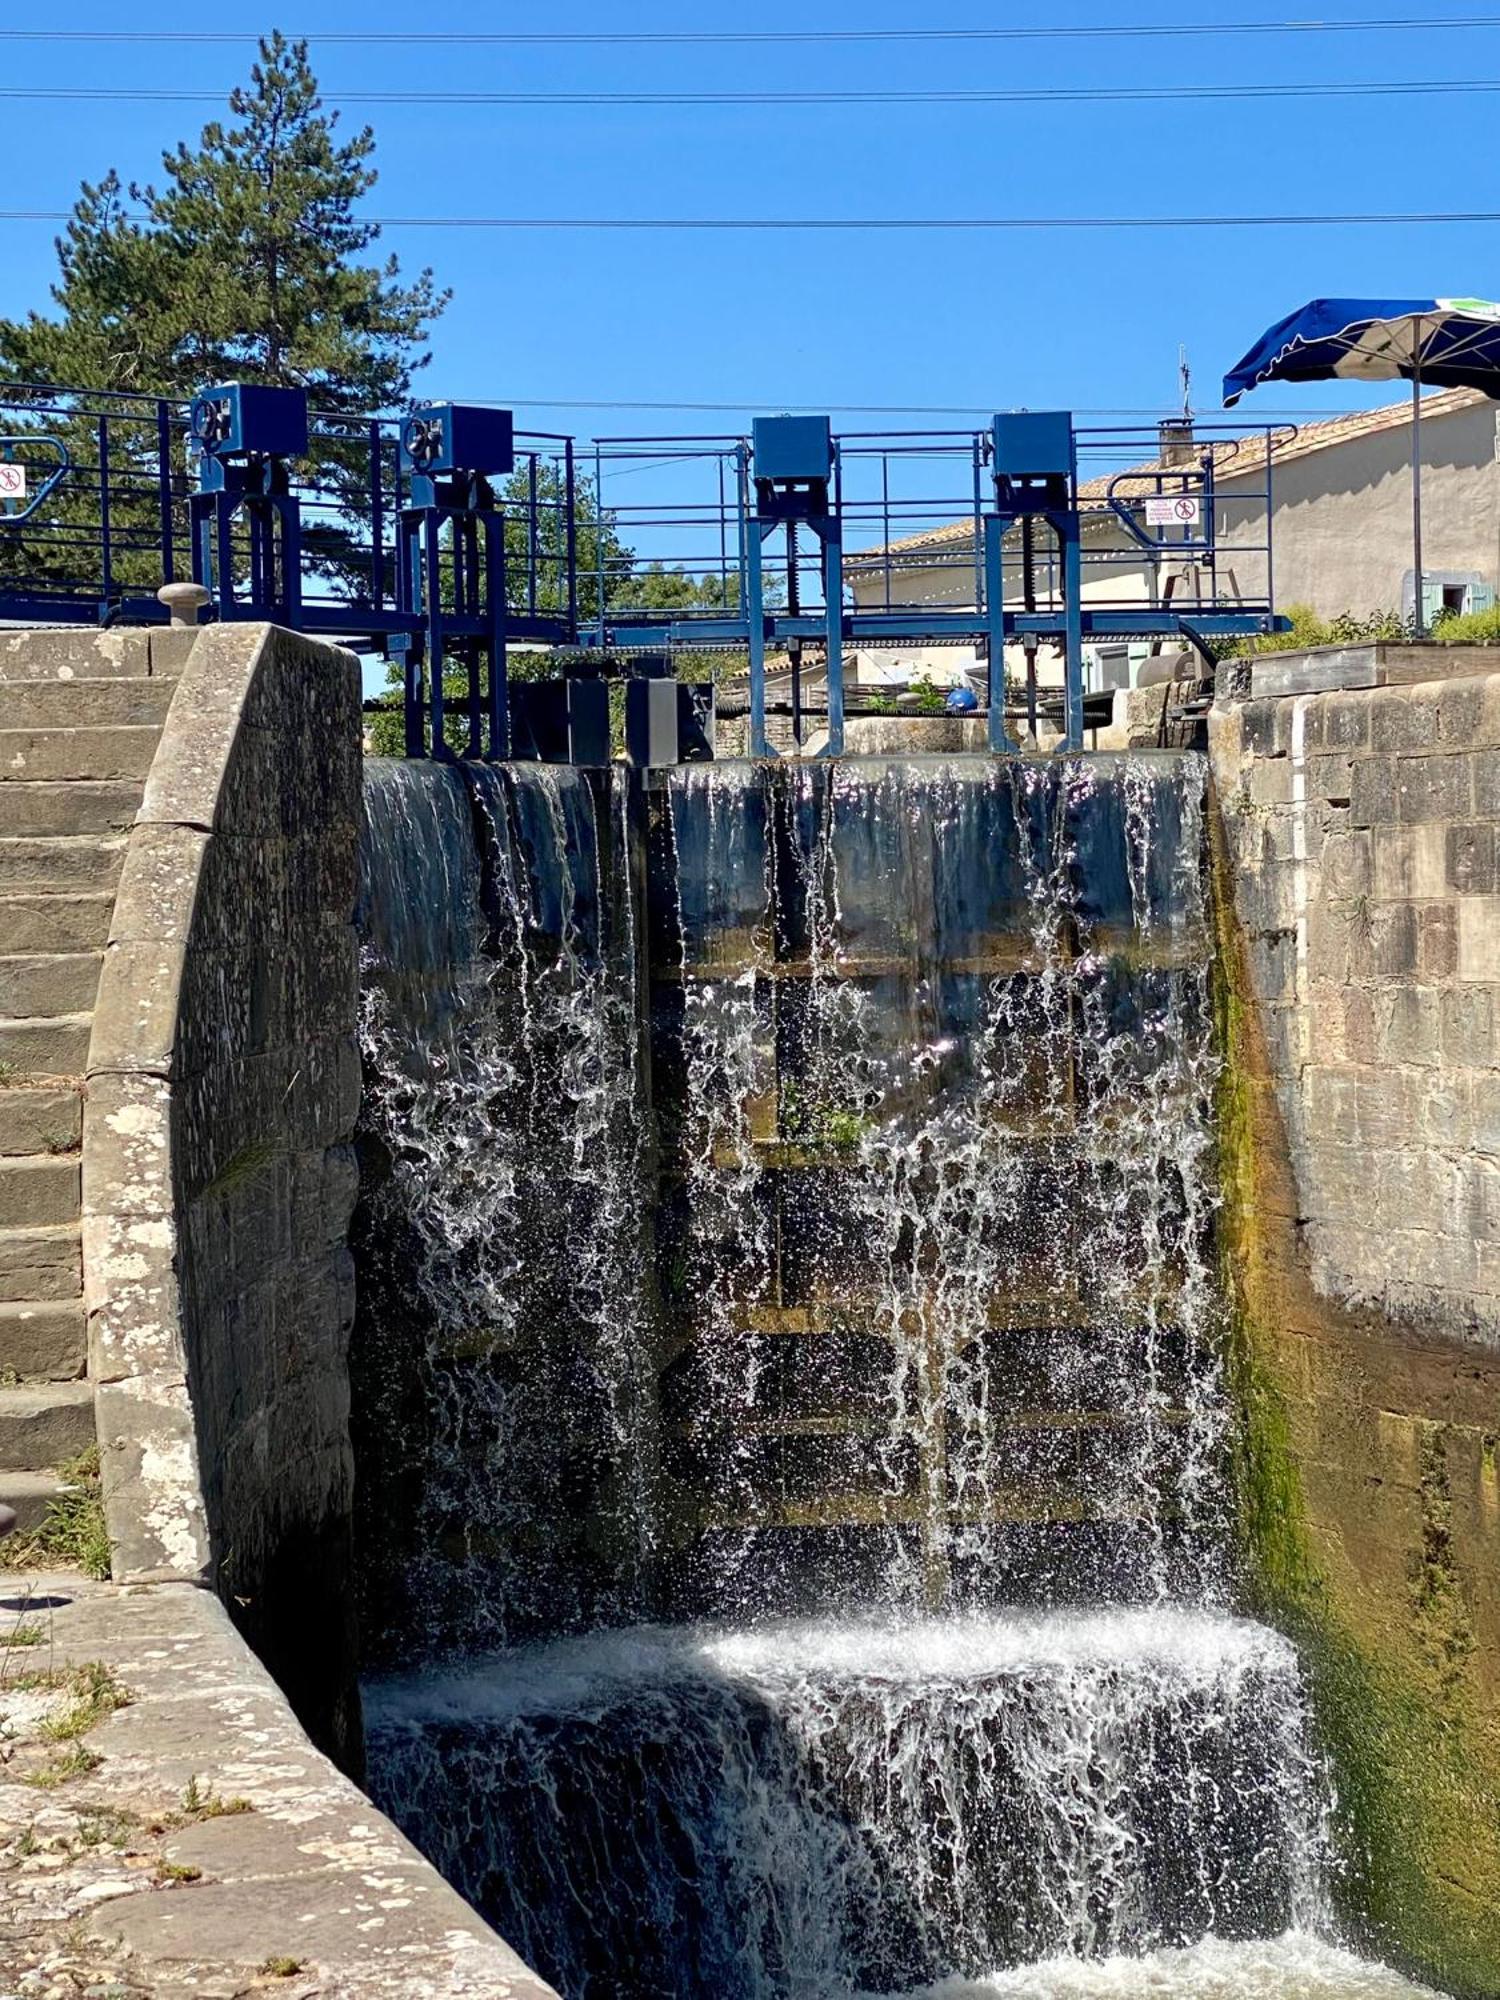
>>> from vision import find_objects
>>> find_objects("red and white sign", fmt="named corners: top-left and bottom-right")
top-left (1145, 494), bottom-right (1199, 527)
top-left (0, 464), bottom-right (27, 502)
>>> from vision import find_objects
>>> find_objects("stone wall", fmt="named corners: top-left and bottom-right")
top-left (85, 624), bottom-right (364, 1763)
top-left (1211, 652), bottom-right (1500, 1336)
top-left (1210, 647), bottom-right (1500, 1994)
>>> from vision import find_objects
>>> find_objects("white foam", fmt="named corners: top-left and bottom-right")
top-left (364, 1609), bottom-right (1299, 1728)
top-left (875, 1932), bottom-right (1440, 2000)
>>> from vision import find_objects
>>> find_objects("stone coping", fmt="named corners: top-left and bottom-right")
top-left (1247, 642), bottom-right (1500, 702)
top-left (0, 1573), bottom-right (558, 1998)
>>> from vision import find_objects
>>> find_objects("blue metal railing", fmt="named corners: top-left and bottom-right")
top-left (0, 383), bottom-right (575, 645)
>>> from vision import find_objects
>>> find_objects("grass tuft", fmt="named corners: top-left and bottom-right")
top-left (5, 1447), bottom-right (111, 1580)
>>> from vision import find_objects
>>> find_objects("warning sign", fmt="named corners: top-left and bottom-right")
top-left (0, 464), bottom-right (27, 502)
top-left (1145, 494), bottom-right (1199, 527)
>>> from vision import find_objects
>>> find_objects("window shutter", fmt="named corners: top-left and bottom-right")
top-left (1421, 579), bottom-right (1445, 627)
top-left (1468, 582), bottom-right (1496, 615)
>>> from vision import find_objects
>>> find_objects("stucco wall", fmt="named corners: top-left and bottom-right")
top-left (85, 623), bottom-right (364, 1762)
top-left (1210, 657), bottom-right (1500, 1993)
top-left (1218, 396), bottom-right (1500, 620)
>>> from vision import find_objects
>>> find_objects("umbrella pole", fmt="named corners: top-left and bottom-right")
top-left (1412, 351), bottom-right (1425, 638)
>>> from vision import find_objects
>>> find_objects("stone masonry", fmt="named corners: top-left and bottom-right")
top-left (0, 627), bottom-right (193, 1529)
top-left (1211, 649), bottom-right (1500, 1339)
top-left (1211, 642), bottom-right (1500, 1991)
top-left (83, 623), bottom-right (365, 1762)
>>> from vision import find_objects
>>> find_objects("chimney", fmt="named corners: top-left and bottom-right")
top-left (1158, 417), bottom-right (1196, 469)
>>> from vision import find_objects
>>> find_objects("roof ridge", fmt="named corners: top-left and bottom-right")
top-left (860, 386), bottom-right (1491, 558)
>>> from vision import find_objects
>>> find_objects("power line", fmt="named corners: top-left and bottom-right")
top-left (2, 14), bottom-right (1499, 44)
top-left (5, 209), bottom-right (1499, 231)
top-left (5, 78), bottom-right (1500, 108)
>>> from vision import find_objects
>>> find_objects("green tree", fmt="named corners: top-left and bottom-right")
top-left (0, 32), bottom-right (446, 602)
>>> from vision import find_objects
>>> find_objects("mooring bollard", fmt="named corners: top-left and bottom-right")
top-left (157, 581), bottom-right (211, 628)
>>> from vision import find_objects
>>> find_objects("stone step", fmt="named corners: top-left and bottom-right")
top-left (0, 630), bottom-right (152, 682)
top-left (0, 1154), bottom-right (80, 1227)
top-left (0, 1299), bottom-right (85, 1379)
top-left (0, 781), bottom-right (142, 838)
top-left (0, 1225), bottom-right (81, 1303)
top-left (0, 835), bottom-right (127, 895)
top-left (0, 954), bottom-right (102, 1019)
top-left (0, 727), bottom-right (161, 784)
top-left (0, 1468), bottom-right (66, 1534)
top-left (0, 1383), bottom-right (93, 1469)
top-left (0, 893), bottom-right (116, 954)
top-left (0, 1088), bottom-right (80, 1158)
top-left (0, 1016), bottom-right (91, 1080)
top-left (0, 677), bottom-right (176, 731)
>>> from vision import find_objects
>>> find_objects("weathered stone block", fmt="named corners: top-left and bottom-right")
top-left (81, 1072), bottom-right (172, 1220)
top-left (0, 1297), bottom-right (85, 1379)
top-left (1242, 701), bottom-right (1288, 758)
top-left (107, 823), bottom-right (208, 946)
top-left (95, 1371), bottom-right (210, 1580)
top-left (1458, 898), bottom-right (1500, 982)
top-left (1471, 1074), bottom-right (1500, 1158)
top-left (1321, 830), bottom-right (1372, 900)
top-left (1474, 747), bottom-right (1500, 819)
top-left (83, 1207), bottom-right (183, 1383)
top-left (1303, 1068), bottom-right (1361, 1146)
top-left (1249, 757), bottom-right (1295, 809)
top-left (1372, 824), bottom-right (1447, 901)
top-left (1447, 822), bottom-right (1498, 895)
top-left (1437, 678), bottom-right (1488, 746)
top-left (1441, 985), bottom-right (1498, 1066)
top-left (0, 1222), bottom-right (80, 1303)
top-left (0, 1152), bottom-right (80, 1227)
top-left (1375, 984), bottom-right (1440, 1065)
top-left (1323, 695), bottom-right (1373, 750)
top-left (1306, 753), bottom-right (1353, 805)
top-left (1371, 690), bottom-right (1441, 754)
top-left (1419, 902), bottom-right (1459, 980)
top-left (1351, 756), bottom-right (1398, 827)
top-left (86, 940), bottom-right (186, 1078)
top-left (0, 1085), bottom-right (80, 1157)
top-left (1396, 754), bottom-right (1471, 823)
top-left (0, 1380), bottom-right (93, 1467)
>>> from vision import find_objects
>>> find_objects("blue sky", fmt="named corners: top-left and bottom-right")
top-left (7, 1), bottom-right (1499, 435)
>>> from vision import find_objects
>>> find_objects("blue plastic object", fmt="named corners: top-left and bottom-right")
top-left (945, 685), bottom-right (979, 715)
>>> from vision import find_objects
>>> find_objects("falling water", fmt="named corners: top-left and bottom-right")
top-left (352, 752), bottom-right (1434, 1999)
top-left (352, 759), bottom-right (652, 1659)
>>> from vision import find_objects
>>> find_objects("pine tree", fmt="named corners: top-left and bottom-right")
top-left (0, 33), bottom-right (447, 602)
top-left (1, 32), bottom-right (444, 404)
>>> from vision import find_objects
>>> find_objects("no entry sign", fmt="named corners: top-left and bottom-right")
top-left (1145, 494), bottom-right (1199, 527)
top-left (0, 463), bottom-right (27, 502)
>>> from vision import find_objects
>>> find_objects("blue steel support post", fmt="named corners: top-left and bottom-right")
top-left (822, 521), bottom-right (845, 758)
top-left (749, 415), bottom-right (836, 759)
top-left (188, 383), bottom-right (308, 626)
top-left (983, 517), bottom-right (1017, 754)
top-left (424, 513), bottom-right (447, 758)
top-left (1060, 514), bottom-right (1084, 750)
top-left (486, 516), bottom-right (508, 759)
top-left (398, 403), bottom-right (515, 761)
top-left (156, 400), bottom-right (175, 586)
top-left (746, 515), bottom-right (773, 759)
top-left (98, 417), bottom-right (113, 610)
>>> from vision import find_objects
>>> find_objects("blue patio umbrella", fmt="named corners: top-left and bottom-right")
top-left (1223, 297), bottom-right (1500, 634)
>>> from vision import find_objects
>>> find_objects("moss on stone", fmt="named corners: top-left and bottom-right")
top-left (1208, 793), bottom-right (1500, 1999)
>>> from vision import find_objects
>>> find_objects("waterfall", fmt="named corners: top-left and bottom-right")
top-left (351, 752), bottom-right (1432, 1999)
top-left (353, 759), bottom-right (652, 1660)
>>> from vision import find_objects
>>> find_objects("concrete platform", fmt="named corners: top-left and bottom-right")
top-left (0, 1574), bottom-right (558, 1999)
